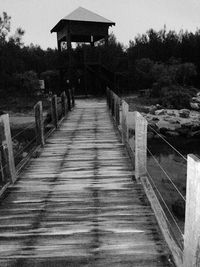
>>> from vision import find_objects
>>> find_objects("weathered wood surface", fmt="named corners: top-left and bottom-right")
top-left (0, 99), bottom-right (172, 266)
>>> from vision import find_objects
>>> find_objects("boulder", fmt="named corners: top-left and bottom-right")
top-left (155, 109), bottom-right (166, 116)
top-left (180, 122), bottom-right (193, 129)
top-left (156, 104), bottom-right (162, 109)
top-left (148, 122), bottom-right (158, 132)
top-left (149, 105), bottom-right (157, 115)
top-left (192, 97), bottom-right (200, 103)
top-left (190, 102), bottom-right (200, 110)
top-left (190, 130), bottom-right (200, 137)
top-left (165, 131), bottom-right (180, 137)
top-left (166, 110), bottom-right (175, 116)
top-left (177, 128), bottom-right (190, 136)
top-left (147, 132), bottom-right (155, 140)
top-left (159, 127), bottom-right (168, 135)
top-left (22, 152), bottom-right (28, 158)
top-left (152, 117), bottom-right (159, 122)
top-left (179, 109), bottom-right (190, 118)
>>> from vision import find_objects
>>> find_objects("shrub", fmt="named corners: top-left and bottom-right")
top-left (160, 85), bottom-right (197, 109)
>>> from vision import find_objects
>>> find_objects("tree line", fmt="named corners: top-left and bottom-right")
top-left (1, 12), bottom-right (200, 107)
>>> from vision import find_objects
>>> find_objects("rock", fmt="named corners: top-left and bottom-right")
top-left (155, 109), bottom-right (166, 116)
top-left (156, 120), bottom-right (181, 131)
top-left (22, 152), bottom-right (28, 158)
top-left (148, 122), bottom-right (158, 132)
top-left (147, 132), bottom-right (154, 140)
top-left (156, 104), bottom-right (162, 109)
top-left (197, 92), bottom-right (200, 97)
top-left (165, 131), bottom-right (180, 137)
top-left (163, 116), bottom-right (171, 121)
top-left (177, 128), bottom-right (190, 136)
top-left (179, 109), bottom-right (190, 118)
top-left (190, 102), bottom-right (200, 110)
top-left (172, 199), bottom-right (185, 219)
top-left (180, 122), bottom-right (193, 129)
top-left (190, 130), bottom-right (200, 137)
top-left (152, 117), bottom-right (159, 122)
top-left (191, 124), bottom-right (200, 131)
top-left (159, 127), bottom-right (168, 135)
top-left (166, 110), bottom-right (175, 116)
top-left (149, 105), bottom-right (157, 115)
top-left (154, 133), bottom-right (165, 139)
top-left (192, 97), bottom-right (200, 103)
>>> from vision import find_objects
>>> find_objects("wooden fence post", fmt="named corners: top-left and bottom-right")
top-left (51, 95), bottom-right (58, 128)
top-left (116, 97), bottom-right (120, 125)
top-left (183, 154), bottom-right (200, 267)
top-left (66, 90), bottom-right (72, 111)
top-left (34, 101), bottom-right (44, 147)
top-left (71, 88), bottom-right (75, 107)
top-left (106, 87), bottom-right (109, 106)
top-left (61, 91), bottom-right (67, 117)
top-left (135, 112), bottom-right (147, 179)
top-left (121, 100), bottom-right (129, 142)
top-left (0, 114), bottom-right (16, 183)
top-left (111, 92), bottom-right (114, 117)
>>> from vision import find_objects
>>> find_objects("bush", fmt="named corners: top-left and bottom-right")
top-left (160, 85), bottom-right (197, 109)
top-left (15, 70), bottom-right (40, 96)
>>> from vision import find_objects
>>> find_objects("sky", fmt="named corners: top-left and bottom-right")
top-left (1, 0), bottom-right (200, 49)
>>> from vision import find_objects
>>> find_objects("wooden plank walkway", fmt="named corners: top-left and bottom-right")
top-left (0, 99), bottom-right (173, 267)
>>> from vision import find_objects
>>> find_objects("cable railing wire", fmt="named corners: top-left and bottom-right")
top-left (147, 147), bottom-right (186, 202)
top-left (14, 136), bottom-right (37, 159)
top-left (146, 169), bottom-right (184, 238)
top-left (11, 122), bottom-right (36, 141)
top-left (148, 125), bottom-right (187, 161)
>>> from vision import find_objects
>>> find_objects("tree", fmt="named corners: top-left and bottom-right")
top-left (0, 12), bottom-right (11, 43)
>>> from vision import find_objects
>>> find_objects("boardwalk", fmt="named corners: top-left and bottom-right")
top-left (0, 99), bottom-right (172, 267)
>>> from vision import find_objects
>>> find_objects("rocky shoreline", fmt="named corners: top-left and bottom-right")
top-left (140, 106), bottom-right (200, 139)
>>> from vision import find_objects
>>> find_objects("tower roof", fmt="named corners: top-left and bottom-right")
top-left (51, 7), bottom-right (115, 33)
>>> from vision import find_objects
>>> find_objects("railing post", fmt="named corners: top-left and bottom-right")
top-left (71, 88), bottom-right (75, 107)
top-left (121, 100), bottom-right (129, 142)
top-left (109, 89), bottom-right (112, 110)
top-left (135, 112), bottom-right (147, 179)
top-left (106, 87), bottom-right (109, 106)
top-left (51, 94), bottom-right (58, 128)
top-left (183, 154), bottom-right (200, 267)
top-left (116, 97), bottom-right (120, 125)
top-left (66, 90), bottom-right (72, 111)
top-left (61, 91), bottom-right (67, 117)
top-left (111, 92), bottom-right (114, 117)
top-left (0, 114), bottom-right (16, 183)
top-left (34, 101), bottom-right (44, 147)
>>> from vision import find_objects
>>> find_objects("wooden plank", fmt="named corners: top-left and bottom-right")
top-left (0, 99), bottom-right (173, 267)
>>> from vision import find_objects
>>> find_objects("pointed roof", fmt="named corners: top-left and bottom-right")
top-left (51, 7), bottom-right (115, 33)
top-left (63, 7), bottom-right (115, 24)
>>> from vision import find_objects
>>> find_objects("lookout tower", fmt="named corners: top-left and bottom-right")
top-left (51, 7), bottom-right (115, 94)
top-left (51, 7), bottom-right (115, 50)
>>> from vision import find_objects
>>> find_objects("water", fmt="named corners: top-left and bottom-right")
top-left (147, 136), bottom-right (200, 247)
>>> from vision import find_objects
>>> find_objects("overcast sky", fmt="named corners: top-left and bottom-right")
top-left (1, 0), bottom-right (200, 49)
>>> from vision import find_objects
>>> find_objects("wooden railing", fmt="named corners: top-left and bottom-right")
top-left (0, 89), bottom-right (75, 196)
top-left (106, 87), bottom-right (200, 267)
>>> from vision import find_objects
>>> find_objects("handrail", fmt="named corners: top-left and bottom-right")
top-left (106, 87), bottom-right (199, 267)
top-left (0, 89), bottom-right (75, 193)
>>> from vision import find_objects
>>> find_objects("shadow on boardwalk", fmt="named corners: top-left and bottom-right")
top-left (0, 99), bottom-right (173, 266)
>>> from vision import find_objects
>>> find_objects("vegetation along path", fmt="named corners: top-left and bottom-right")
top-left (0, 99), bottom-right (172, 266)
